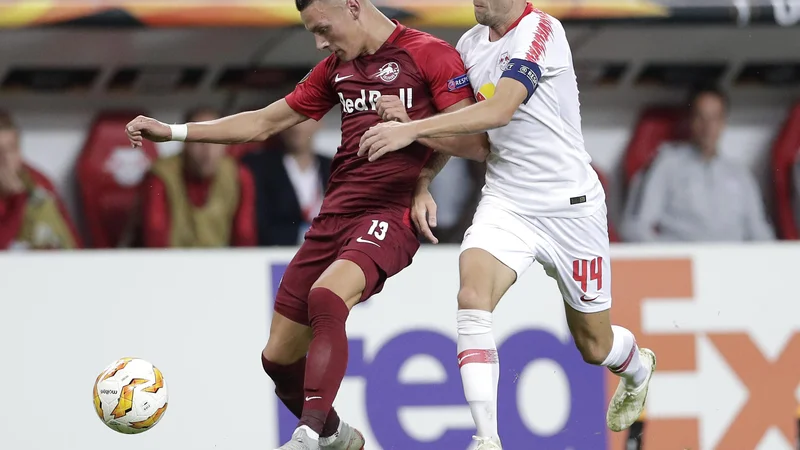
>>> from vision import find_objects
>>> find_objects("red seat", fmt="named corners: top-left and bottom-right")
top-left (76, 112), bottom-right (158, 248)
top-left (771, 102), bottom-right (800, 240)
top-left (622, 107), bottom-right (686, 185)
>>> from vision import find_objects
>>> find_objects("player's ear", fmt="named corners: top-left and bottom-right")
top-left (345, 0), bottom-right (360, 19)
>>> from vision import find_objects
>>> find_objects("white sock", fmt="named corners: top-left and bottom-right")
top-left (457, 309), bottom-right (499, 439)
top-left (602, 325), bottom-right (648, 387)
top-left (296, 425), bottom-right (319, 441)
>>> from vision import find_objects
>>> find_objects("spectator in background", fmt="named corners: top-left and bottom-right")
top-left (140, 107), bottom-right (256, 248)
top-left (0, 112), bottom-right (82, 250)
top-left (242, 119), bottom-right (331, 246)
top-left (427, 157), bottom-right (484, 243)
top-left (621, 87), bottom-right (774, 242)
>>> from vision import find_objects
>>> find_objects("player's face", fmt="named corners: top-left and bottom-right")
top-left (302, 0), bottom-right (365, 61)
top-left (689, 93), bottom-right (726, 154)
top-left (472, 0), bottom-right (516, 27)
top-left (0, 129), bottom-right (22, 174)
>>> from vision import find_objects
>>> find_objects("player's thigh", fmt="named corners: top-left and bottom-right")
top-left (459, 203), bottom-right (535, 311)
top-left (333, 210), bottom-right (421, 305)
top-left (274, 218), bottom-right (341, 326)
top-left (263, 312), bottom-right (313, 365)
top-left (533, 206), bottom-right (614, 360)
top-left (534, 204), bottom-right (613, 315)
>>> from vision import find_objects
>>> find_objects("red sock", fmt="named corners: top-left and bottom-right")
top-left (300, 287), bottom-right (350, 435)
top-left (261, 355), bottom-right (341, 437)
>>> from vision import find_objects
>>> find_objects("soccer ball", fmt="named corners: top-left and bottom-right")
top-left (92, 357), bottom-right (169, 434)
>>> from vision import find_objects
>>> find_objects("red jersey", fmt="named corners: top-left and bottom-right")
top-left (285, 22), bottom-right (474, 215)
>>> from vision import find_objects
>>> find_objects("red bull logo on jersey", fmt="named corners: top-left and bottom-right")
top-left (373, 61), bottom-right (400, 83)
top-left (338, 88), bottom-right (413, 114)
top-left (498, 52), bottom-right (511, 70)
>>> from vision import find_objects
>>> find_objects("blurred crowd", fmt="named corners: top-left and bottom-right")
top-left (0, 86), bottom-right (795, 251)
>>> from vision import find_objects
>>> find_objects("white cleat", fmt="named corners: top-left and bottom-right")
top-left (275, 426), bottom-right (320, 450)
top-left (606, 348), bottom-right (657, 432)
top-left (470, 435), bottom-right (502, 449)
top-left (320, 422), bottom-right (365, 450)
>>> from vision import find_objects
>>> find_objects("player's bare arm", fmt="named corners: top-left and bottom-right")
top-left (126, 99), bottom-right (307, 148)
top-left (358, 77), bottom-right (526, 161)
top-left (411, 151), bottom-right (450, 244)
top-left (376, 95), bottom-right (489, 162)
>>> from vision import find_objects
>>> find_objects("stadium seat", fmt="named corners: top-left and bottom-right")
top-left (622, 107), bottom-right (686, 185)
top-left (592, 164), bottom-right (620, 242)
top-left (76, 112), bottom-right (159, 248)
top-left (770, 102), bottom-right (800, 240)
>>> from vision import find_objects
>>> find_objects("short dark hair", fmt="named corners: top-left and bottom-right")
top-left (183, 106), bottom-right (221, 124)
top-left (0, 110), bottom-right (18, 132)
top-left (296, 0), bottom-right (317, 12)
top-left (687, 85), bottom-right (729, 112)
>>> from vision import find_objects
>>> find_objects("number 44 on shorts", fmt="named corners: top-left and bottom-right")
top-left (572, 257), bottom-right (603, 293)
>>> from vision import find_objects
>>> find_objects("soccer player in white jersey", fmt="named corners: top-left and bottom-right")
top-left (358, 1), bottom-right (655, 448)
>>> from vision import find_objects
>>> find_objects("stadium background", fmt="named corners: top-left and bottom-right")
top-left (1, 0), bottom-right (800, 449)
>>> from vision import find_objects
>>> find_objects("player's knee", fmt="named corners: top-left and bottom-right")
top-left (457, 286), bottom-right (492, 311)
top-left (263, 339), bottom-right (306, 366)
top-left (308, 287), bottom-right (350, 326)
top-left (573, 335), bottom-right (612, 365)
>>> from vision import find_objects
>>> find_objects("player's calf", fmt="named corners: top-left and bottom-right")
top-left (564, 307), bottom-right (655, 431)
top-left (457, 309), bottom-right (499, 440)
top-left (261, 355), bottom-right (344, 439)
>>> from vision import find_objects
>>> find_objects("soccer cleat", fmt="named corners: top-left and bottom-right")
top-left (275, 426), bottom-right (320, 450)
top-left (606, 348), bottom-right (657, 432)
top-left (470, 435), bottom-right (502, 449)
top-left (320, 422), bottom-right (365, 450)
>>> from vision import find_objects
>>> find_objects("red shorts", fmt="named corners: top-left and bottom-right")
top-left (274, 208), bottom-right (420, 326)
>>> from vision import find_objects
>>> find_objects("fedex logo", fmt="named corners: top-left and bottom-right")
top-left (269, 263), bottom-right (607, 449)
top-left (608, 258), bottom-right (800, 450)
top-left (338, 88), bottom-right (413, 114)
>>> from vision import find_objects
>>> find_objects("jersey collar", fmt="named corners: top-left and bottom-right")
top-left (387, 20), bottom-right (406, 43)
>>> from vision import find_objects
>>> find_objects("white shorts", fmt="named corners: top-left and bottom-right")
top-left (461, 197), bottom-right (612, 314)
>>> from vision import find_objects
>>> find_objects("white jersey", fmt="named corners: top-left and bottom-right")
top-left (456, 6), bottom-right (603, 218)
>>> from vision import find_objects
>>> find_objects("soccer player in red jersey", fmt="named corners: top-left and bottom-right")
top-left (125, 0), bottom-right (488, 448)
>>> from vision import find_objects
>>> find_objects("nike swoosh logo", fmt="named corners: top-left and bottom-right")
top-left (334, 74), bottom-right (353, 83)
top-left (305, 396), bottom-right (321, 401)
top-left (580, 294), bottom-right (599, 302)
top-left (356, 236), bottom-right (380, 247)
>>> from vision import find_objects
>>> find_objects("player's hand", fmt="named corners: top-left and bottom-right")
top-left (376, 95), bottom-right (411, 123)
top-left (358, 122), bottom-right (416, 162)
top-left (125, 115), bottom-right (172, 148)
top-left (0, 167), bottom-right (25, 195)
top-left (411, 180), bottom-right (438, 244)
